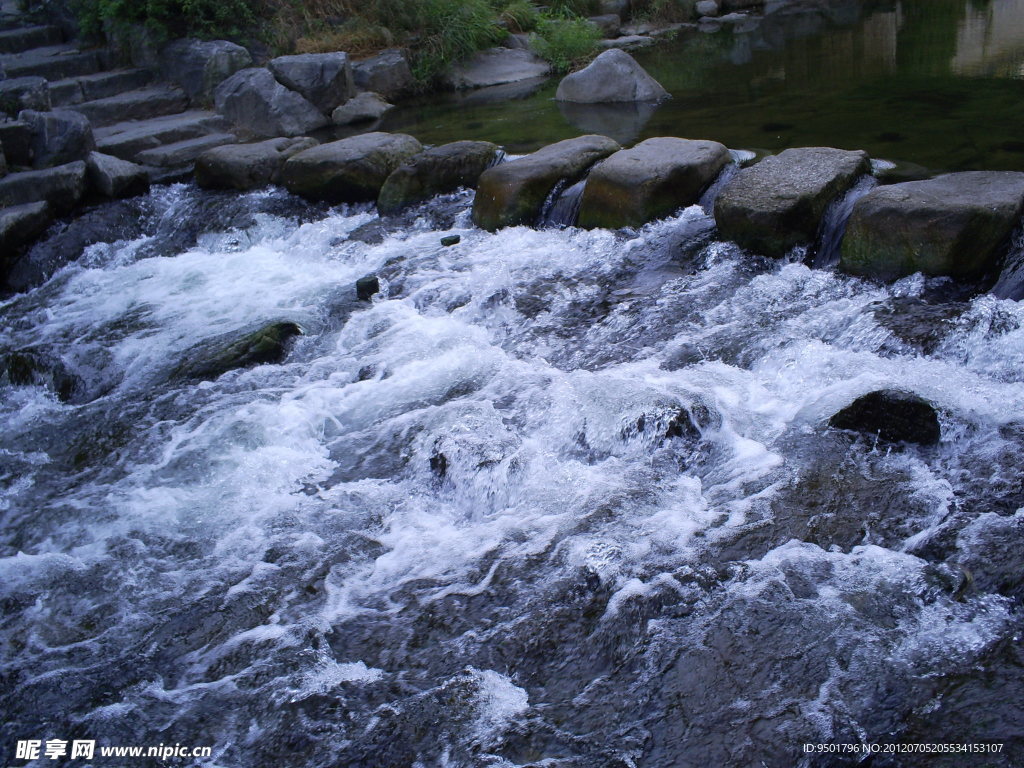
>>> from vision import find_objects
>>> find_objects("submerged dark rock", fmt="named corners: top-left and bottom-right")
top-left (829, 390), bottom-right (940, 446)
top-left (356, 275), bottom-right (380, 301)
top-left (0, 348), bottom-right (82, 402)
top-left (176, 322), bottom-right (303, 381)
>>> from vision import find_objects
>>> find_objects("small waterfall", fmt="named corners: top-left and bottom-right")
top-left (812, 174), bottom-right (878, 268)
top-left (991, 223), bottom-right (1024, 300)
top-left (699, 158), bottom-right (741, 215)
top-left (538, 177), bottom-right (588, 228)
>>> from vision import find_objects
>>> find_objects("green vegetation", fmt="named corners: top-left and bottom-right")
top-left (529, 13), bottom-right (601, 73)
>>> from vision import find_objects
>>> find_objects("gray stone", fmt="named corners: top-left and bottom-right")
top-left (160, 38), bottom-right (252, 104)
top-left (134, 133), bottom-right (237, 168)
top-left (66, 86), bottom-right (188, 128)
top-left (0, 160), bottom-right (87, 213)
top-left (176, 322), bottom-right (303, 381)
top-left (214, 68), bottom-right (329, 138)
top-left (86, 151), bottom-right (149, 198)
top-left (840, 172), bottom-right (1024, 282)
top-left (472, 134), bottom-right (620, 231)
top-left (195, 137), bottom-right (318, 190)
top-left (588, 14), bottom-right (622, 36)
top-left (281, 131), bottom-right (422, 203)
top-left (331, 91), bottom-right (393, 125)
top-left (0, 120), bottom-right (34, 167)
top-left (446, 48), bottom-right (550, 90)
top-left (597, 35), bottom-right (657, 51)
top-left (378, 140), bottom-right (500, 214)
top-left (0, 76), bottom-right (50, 114)
top-left (269, 52), bottom-right (355, 114)
top-left (352, 50), bottom-right (414, 100)
top-left (555, 49), bottom-right (668, 103)
top-left (696, 0), bottom-right (720, 16)
top-left (94, 110), bottom-right (231, 161)
top-left (20, 109), bottom-right (95, 169)
top-left (578, 137), bottom-right (730, 229)
top-left (0, 201), bottom-right (51, 260)
top-left (714, 146), bottom-right (870, 257)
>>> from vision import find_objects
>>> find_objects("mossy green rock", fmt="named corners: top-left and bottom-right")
top-left (578, 137), bottom-right (730, 229)
top-left (177, 322), bottom-right (303, 381)
top-left (281, 132), bottom-right (422, 203)
top-left (714, 146), bottom-right (870, 257)
top-left (840, 171), bottom-right (1024, 282)
top-left (472, 134), bottom-right (620, 231)
top-left (377, 140), bottom-right (499, 215)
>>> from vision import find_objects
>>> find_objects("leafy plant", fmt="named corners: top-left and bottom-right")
top-left (408, 0), bottom-right (505, 85)
top-left (529, 13), bottom-right (600, 73)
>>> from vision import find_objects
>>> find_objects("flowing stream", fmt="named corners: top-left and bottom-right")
top-left (2, 182), bottom-right (1024, 766)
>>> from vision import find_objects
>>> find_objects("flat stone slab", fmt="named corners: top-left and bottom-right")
top-left (840, 171), bottom-right (1024, 282)
top-left (446, 48), bottom-right (550, 90)
top-left (95, 110), bottom-right (232, 160)
top-left (714, 146), bottom-right (870, 257)
top-left (578, 137), bottom-right (730, 228)
top-left (134, 132), bottom-right (237, 168)
top-left (473, 134), bottom-right (620, 231)
top-left (86, 151), bottom-right (149, 198)
top-left (68, 85), bottom-right (189, 128)
top-left (281, 131), bottom-right (422, 203)
top-left (0, 160), bottom-right (86, 213)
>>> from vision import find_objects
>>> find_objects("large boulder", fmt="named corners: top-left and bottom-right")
top-left (446, 48), bottom-right (550, 90)
top-left (20, 109), bottom-right (95, 169)
top-left (829, 390), bottom-right (940, 446)
top-left (331, 91), bottom-right (393, 125)
top-left (195, 137), bottom-right (318, 190)
top-left (472, 134), bottom-right (620, 231)
top-left (840, 172), bottom-right (1024, 282)
top-left (0, 161), bottom-right (87, 214)
top-left (86, 151), bottom-right (149, 199)
top-left (268, 52), bottom-right (355, 114)
top-left (214, 68), bottom-right (329, 138)
top-left (160, 38), bottom-right (252, 104)
top-left (0, 202), bottom-right (52, 264)
top-left (378, 140), bottom-right (500, 214)
top-left (352, 50), bottom-right (414, 100)
top-left (555, 49), bottom-right (668, 103)
top-left (281, 132), bottom-right (422, 203)
top-left (714, 146), bottom-right (870, 258)
top-left (0, 76), bottom-right (50, 115)
top-left (578, 137), bottom-right (730, 229)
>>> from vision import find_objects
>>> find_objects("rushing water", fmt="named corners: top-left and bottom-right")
top-left (2, 179), bottom-right (1024, 766)
top-left (371, 0), bottom-right (1024, 172)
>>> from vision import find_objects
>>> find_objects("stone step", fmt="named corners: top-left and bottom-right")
top-left (66, 85), bottom-right (189, 127)
top-left (2, 44), bottom-right (102, 80)
top-left (135, 132), bottom-right (237, 168)
top-left (49, 68), bottom-right (155, 107)
top-left (0, 24), bottom-right (62, 54)
top-left (95, 110), bottom-right (232, 160)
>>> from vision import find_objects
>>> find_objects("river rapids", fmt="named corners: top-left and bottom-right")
top-left (1, 181), bottom-right (1023, 767)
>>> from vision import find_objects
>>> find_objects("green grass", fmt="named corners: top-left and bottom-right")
top-left (529, 13), bottom-right (601, 73)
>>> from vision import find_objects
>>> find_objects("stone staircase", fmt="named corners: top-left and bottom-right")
top-left (0, 17), bottom-right (238, 178)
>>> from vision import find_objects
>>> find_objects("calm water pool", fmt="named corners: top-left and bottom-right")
top-left (375, 0), bottom-right (1024, 172)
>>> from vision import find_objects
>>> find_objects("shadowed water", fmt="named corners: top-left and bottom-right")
top-left (2, 183), bottom-right (1023, 766)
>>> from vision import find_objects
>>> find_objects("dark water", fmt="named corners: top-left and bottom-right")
top-left (378, 0), bottom-right (1024, 172)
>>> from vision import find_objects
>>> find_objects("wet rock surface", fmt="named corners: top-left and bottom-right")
top-left (829, 389), bottom-right (941, 446)
top-left (472, 134), bottom-right (620, 230)
top-left (841, 171), bottom-right (1024, 282)
top-left (281, 131), bottom-right (423, 203)
top-left (714, 146), bottom-right (870, 257)
top-left (578, 137), bottom-right (730, 229)
top-left (377, 140), bottom-right (499, 215)
top-left (175, 321), bottom-right (303, 381)
top-left (194, 137), bottom-right (318, 191)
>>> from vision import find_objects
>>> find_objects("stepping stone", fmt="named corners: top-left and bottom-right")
top-left (49, 68), bottom-right (154, 107)
top-left (714, 146), bottom-right (870, 257)
top-left (67, 85), bottom-right (189, 128)
top-left (0, 24), bottom-right (62, 54)
top-left (134, 132), bottom-right (237, 168)
top-left (2, 45), bottom-right (102, 80)
top-left (94, 110), bottom-right (230, 160)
